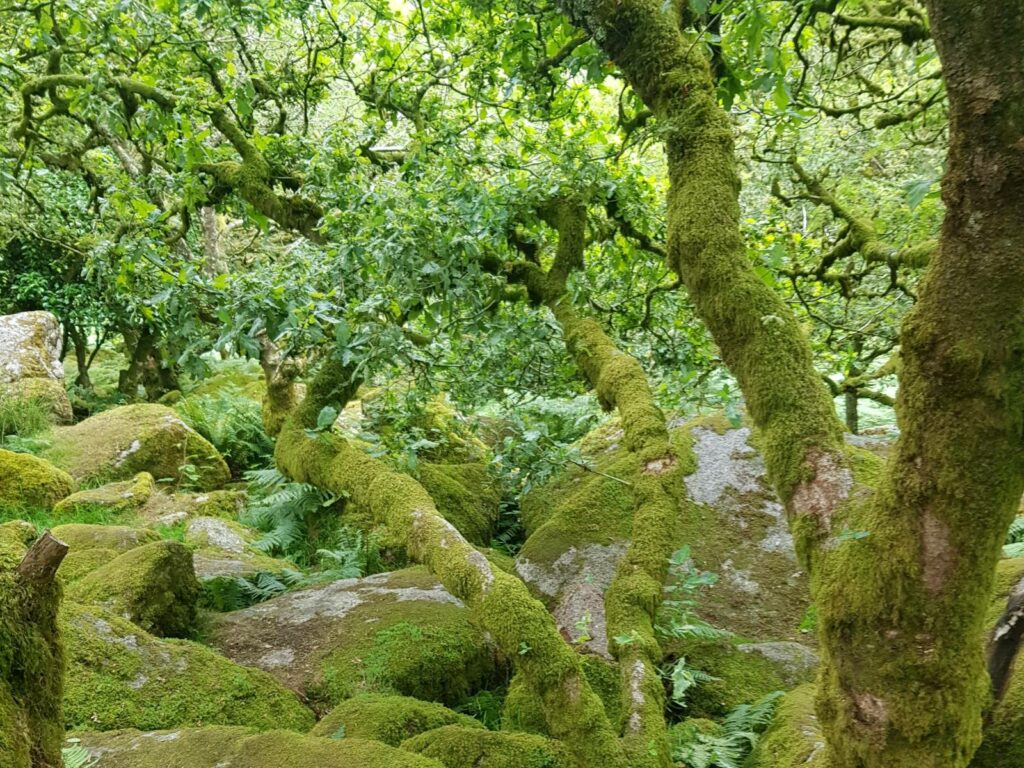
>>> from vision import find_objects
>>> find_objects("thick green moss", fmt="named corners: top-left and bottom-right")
top-left (68, 540), bottom-right (200, 638)
top-left (666, 639), bottom-right (793, 718)
top-left (50, 523), bottom-right (160, 553)
top-left (419, 463), bottom-right (501, 546)
top-left (45, 404), bottom-right (230, 489)
top-left (0, 523), bottom-right (65, 768)
top-left (62, 602), bottom-right (314, 732)
top-left (310, 693), bottom-right (483, 745)
top-left (401, 725), bottom-right (570, 768)
top-left (503, 656), bottom-right (622, 735)
top-left (0, 448), bottom-right (76, 511)
top-left (53, 472), bottom-right (155, 519)
top-left (59, 547), bottom-right (119, 583)
top-left (745, 685), bottom-right (825, 767)
top-left (71, 727), bottom-right (444, 767)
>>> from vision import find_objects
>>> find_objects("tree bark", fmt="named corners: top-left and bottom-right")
top-left (560, 0), bottom-right (1024, 765)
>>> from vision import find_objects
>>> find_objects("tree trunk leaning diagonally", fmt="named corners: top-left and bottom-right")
top-left (560, 0), bottom-right (1024, 765)
top-left (265, 357), bottom-right (627, 768)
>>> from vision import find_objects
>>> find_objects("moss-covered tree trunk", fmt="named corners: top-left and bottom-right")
top-left (1, 529), bottom-right (68, 768)
top-left (510, 200), bottom-right (681, 766)
top-left (268, 359), bottom-right (626, 768)
top-left (561, 0), bottom-right (1024, 765)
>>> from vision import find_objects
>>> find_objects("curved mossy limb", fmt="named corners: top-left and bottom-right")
top-left (0, 524), bottom-right (65, 768)
top-left (68, 540), bottom-right (200, 638)
top-left (273, 359), bottom-right (625, 768)
top-left (310, 693), bottom-right (483, 745)
top-left (508, 200), bottom-right (680, 766)
top-left (418, 462), bottom-right (501, 546)
top-left (62, 602), bottom-right (314, 732)
top-left (400, 725), bottom-right (571, 768)
top-left (71, 727), bottom-right (444, 768)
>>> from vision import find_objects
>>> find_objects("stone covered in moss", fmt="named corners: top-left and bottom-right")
top-left (745, 685), bottom-right (825, 767)
top-left (62, 602), bottom-right (314, 732)
top-left (59, 547), bottom-right (119, 583)
top-left (73, 727), bottom-right (444, 768)
top-left (516, 416), bottom-right (811, 655)
top-left (68, 540), bottom-right (200, 638)
top-left (209, 566), bottom-right (503, 713)
top-left (310, 693), bottom-right (483, 745)
top-left (401, 725), bottom-right (569, 768)
top-left (1, 377), bottom-right (73, 425)
top-left (51, 523), bottom-right (160, 553)
top-left (53, 472), bottom-right (155, 519)
top-left (667, 638), bottom-right (814, 718)
top-left (139, 488), bottom-right (247, 527)
top-left (0, 311), bottom-right (64, 383)
top-left (45, 404), bottom-right (230, 489)
top-left (0, 448), bottom-right (76, 511)
top-left (0, 522), bottom-right (64, 768)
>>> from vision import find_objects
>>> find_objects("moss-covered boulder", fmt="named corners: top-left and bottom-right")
top-left (45, 404), bottom-right (230, 489)
top-left (0, 311), bottom-right (65, 382)
top-left (209, 566), bottom-right (504, 713)
top-left (667, 638), bottom-right (816, 718)
top-left (401, 725), bottom-right (570, 768)
top-left (0, 311), bottom-right (73, 425)
top-left (183, 516), bottom-right (292, 609)
top-left (0, 448), bottom-right (76, 511)
top-left (53, 472), bottom-right (156, 519)
top-left (0, 522), bottom-right (64, 768)
top-left (68, 540), bottom-right (200, 638)
top-left (310, 694), bottom-right (483, 745)
top-left (51, 523), bottom-right (161, 553)
top-left (745, 685), bottom-right (825, 767)
top-left (140, 488), bottom-right (247, 526)
top-left (73, 727), bottom-right (444, 768)
top-left (62, 602), bottom-right (314, 732)
top-left (1, 377), bottom-right (73, 425)
top-left (515, 416), bottom-right (811, 656)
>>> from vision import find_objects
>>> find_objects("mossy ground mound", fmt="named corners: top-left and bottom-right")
top-left (401, 725), bottom-right (570, 768)
top-left (209, 566), bottom-right (504, 713)
top-left (62, 602), bottom-right (314, 732)
top-left (50, 523), bottom-right (160, 553)
top-left (45, 404), bottom-right (230, 489)
top-left (310, 693), bottom-right (483, 745)
top-left (53, 472), bottom-right (155, 519)
top-left (0, 448), bottom-right (76, 512)
top-left (72, 727), bottom-right (444, 768)
top-left (68, 540), bottom-right (200, 638)
top-left (516, 416), bottom-right (811, 654)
